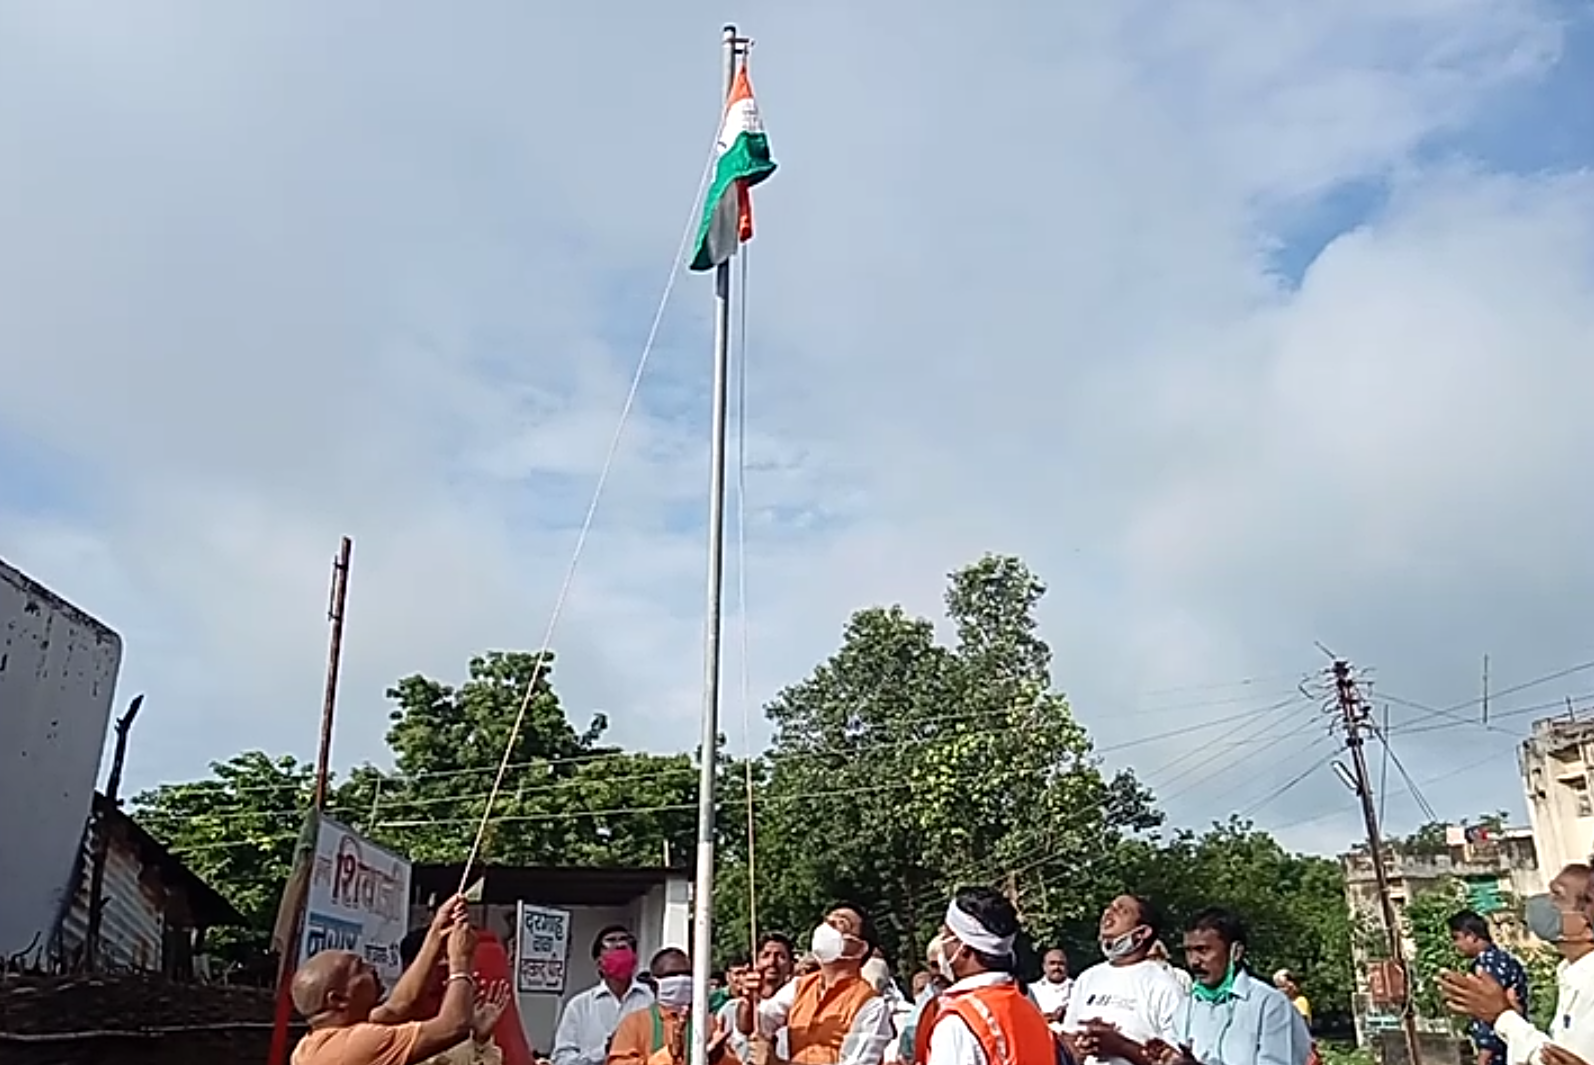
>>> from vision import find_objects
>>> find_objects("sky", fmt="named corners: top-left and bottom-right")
top-left (2, 0), bottom-right (1593, 860)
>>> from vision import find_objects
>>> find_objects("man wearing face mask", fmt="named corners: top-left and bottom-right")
top-left (901, 935), bottom-right (951, 1065)
top-left (1442, 864), bottom-right (1594, 1065)
top-left (737, 902), bottom-right (895, 1065)
top-left (916, 886), bottom-right (1054, 1065)
top-left (553, 927), bottom-right (656, 1065)
top-left (1143, 907), bottom-right (1308, 1065)
top-left (608, 948), bottom-right (738, 1065)
top-left (1060, 895), bottom-right (1183, 1065)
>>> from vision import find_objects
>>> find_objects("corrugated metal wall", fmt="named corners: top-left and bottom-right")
top-left (53, 822), bottom-right (167, 972)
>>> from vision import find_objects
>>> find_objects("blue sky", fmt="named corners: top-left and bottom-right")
top-left (3, 0), bottom-right (1594, 858)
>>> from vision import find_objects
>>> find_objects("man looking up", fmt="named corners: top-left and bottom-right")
top-left (291, 897), bottom-right (478, 1065)
top-left (920, 886), bottom-right (1054, 1065)
top-left (554, 926), bottom-right (655, 1065)
top-left (609, 948), bottom-right (737, 1065)
top-left (1443, 864), bottom-right (1594, 1065)
top-left (1144, 907), bottom-right (1308, 1065)
top-left (1061, 895), bottom-right (1183, 1065)
top-left (737, 902), bottom-right (895, 1065)
top-left (723, 933), bottom-right (797, 1064)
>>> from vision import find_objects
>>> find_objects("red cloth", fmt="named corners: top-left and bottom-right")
top-left (475, 931), bottom-right (534, 1065)
top-left (411, 931), bottom-right (533, 1065)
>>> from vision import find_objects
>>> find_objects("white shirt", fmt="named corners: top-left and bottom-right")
top-left (1030, 977), bottom-right (1073, 1018)
top-left (751, 973), bottom-right (896, 1065)
top-left (1496, 950), bottom-right (1594, 1065)
top-left (721, 992), bottom-right (791, 1061)
top-left (927, 972), bottom-right (1023, 1065)
top-left (551, 980), bottom-right (655, 1065)
top-left (1063, 959), bottom-right (1185, 1065)
top-left (1153, 961), bottom-right (1192, 995)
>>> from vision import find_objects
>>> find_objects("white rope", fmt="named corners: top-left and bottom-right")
top-left (735, 244), bottom-right (758, 950)
top-left (457, 134), bottom-right (724, 892)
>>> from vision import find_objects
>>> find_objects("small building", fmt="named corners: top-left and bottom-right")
top-left (410, 863), bottom-right (691, 1055)
top-left (49, 794), bottom-right (245, 976)
top-left (1521, 716), bottom-right (1594, 877)
top-left (1341, 825), bottom-right (1541, 1046)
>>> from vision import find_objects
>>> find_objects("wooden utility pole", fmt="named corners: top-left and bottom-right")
top-left (312, 536), bottom-right (353, 809)
top-left (83, 693), bottom-right (144, 970)
top-left (1334, 659), bottom-right (1423, 1065)
top-left (270, 536), bottom-right (354, 1065)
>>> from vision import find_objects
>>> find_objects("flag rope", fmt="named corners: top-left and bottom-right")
top-left (735, 241), bottom-right (759, 954)
top-left (455, 128), bottom-right (727, 894)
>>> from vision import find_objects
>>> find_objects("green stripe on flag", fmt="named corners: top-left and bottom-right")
top-left (690, 130), bottom-right (776, 272)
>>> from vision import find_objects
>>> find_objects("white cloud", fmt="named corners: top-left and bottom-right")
top-left (0, 0), bottom-right (1589, 857)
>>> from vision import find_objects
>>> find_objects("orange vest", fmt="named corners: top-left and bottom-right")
top-left (912, 998), bottom-right (942, 1065)
top-left (928, 981), bottom-right (1054, 1065)
top-left (786, 971), bottom-right (879, 1065)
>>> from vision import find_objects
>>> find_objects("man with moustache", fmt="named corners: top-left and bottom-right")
top-left (1143, 907), bottom-right (1308, 1065)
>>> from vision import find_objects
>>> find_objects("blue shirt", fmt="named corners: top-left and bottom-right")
top-left (899, 983), bottom-right (946, 1061)
top-left (1471, 945), bottom-right (1530, 1055)
top-left (1173, 970), bottom-right (1310, 1065)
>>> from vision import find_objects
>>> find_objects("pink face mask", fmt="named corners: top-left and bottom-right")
top-left (599, 947), bottom-right (638, 982)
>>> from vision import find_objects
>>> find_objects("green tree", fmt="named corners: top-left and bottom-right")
top-left (1404, 878), bottom-right (1469, 1024)
top-left (354, 651), bottom-right (708, 867)
top-left (731, 555), bottom-right (1158, 968)
top-left (130, 751), bottom-right (313, 957)
top-left (1124, 818), bottom-right (1354, 1017)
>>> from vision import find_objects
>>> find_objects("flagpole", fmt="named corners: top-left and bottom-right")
top-left (689, 23), bottom-right (741, 1065)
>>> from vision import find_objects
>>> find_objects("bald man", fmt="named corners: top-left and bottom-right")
top-left (291, 897), bottom-right (480, 1065)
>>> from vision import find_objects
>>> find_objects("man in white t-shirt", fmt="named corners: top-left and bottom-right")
top-left (1029, 949), bottom-right (1072, 1029)
top-left (1061, 895), bottom-right (1184, 1065)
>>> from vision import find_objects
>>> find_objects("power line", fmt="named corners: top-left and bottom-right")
top-left (1370, 721), bottom-right (1439, 824)
top-left (145, 690), bottom-right (1312, 822)
top-left (166, 695), bottom-right (1318, 862)
top-left (177, 684), bottom-right (1305, 799)
top-left (1266, 745), bottom-right (1509, 833)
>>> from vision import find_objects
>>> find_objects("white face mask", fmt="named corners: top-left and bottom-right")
top-left (934, 935), bottom-right (961, 982)
top-left (1101, 928), bottom-right (1144, 962)
top-left (656, 974), bottom-right (693, 1010)
top-left (811, 923), bottom-right (848, 964)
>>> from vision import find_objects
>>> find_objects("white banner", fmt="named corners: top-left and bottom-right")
top-left (515, 901), bottom-right (571, 995)
top-left (299, 815), bottom-right (412, 986)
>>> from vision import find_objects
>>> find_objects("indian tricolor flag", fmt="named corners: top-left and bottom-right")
top-left (690, 63), bottom-right (777, 272)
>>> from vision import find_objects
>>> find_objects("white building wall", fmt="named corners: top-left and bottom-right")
top-left (0, 560), bottom-right (123, 959)
top-left (1521, 719), bottom-right (1594, 877)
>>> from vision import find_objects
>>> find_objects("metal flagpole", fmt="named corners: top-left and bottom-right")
top-left (689, 23), bottom-right (741, 1065)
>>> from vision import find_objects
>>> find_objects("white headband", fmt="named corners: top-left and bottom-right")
top-left (945, 900), bottom-right (1016, 957)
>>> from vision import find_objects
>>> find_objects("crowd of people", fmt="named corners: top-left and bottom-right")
top-left (283, 887), bottom-right (1329, 1065)
top-left (282, 863), bottom-right (1594, 1065)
